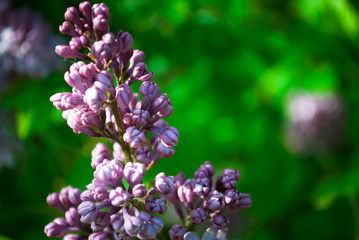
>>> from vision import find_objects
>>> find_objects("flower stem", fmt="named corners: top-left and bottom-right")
top-left (109, 99), bottom-right (132, 163)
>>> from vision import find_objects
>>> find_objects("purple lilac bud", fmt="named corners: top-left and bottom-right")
top-left (55, 45), bottom-right (89, 60)
top-left (94, 159), bottom-right (123, 188)
top-left (64, 70), bottom-right (86, 93)
top-left (116, 84), bottom-right (133, 109)
top-left (177, 179), bottom-right (195, 204)
top-left (203, 190), bottom-right (225, 212)
top-left (212, 214), bottom-right (229, 230)
top-left (202, 227), bottom-right (228, 240)
top-left (111, 210), bottom-right (125, 232)
top-left (93, 72), bottom-right (115, 95)
top-left (169, 225), bottom-right (186, 240)
top-left (145, 195), bottom-right (167, 214)
top-left (59, 21), bottom-right (80, 37)
top-left (92, 3), bottom-right (109, 34)
top-left (88, 232), bottom-right (112, 240)
top-left (132, 62), bottom-right (148, 78)
top-left (139, 81), bottom-right (161, 99)
top-left (132, 184), bottom-right (147, 198)
top-left (84, 86), bottom-right (105, 114)
top-left (65, 207), bottom-right (80, 226)
top-left (91, 210), bottom-right (110, 232)
top-left (132, 109), bottom-right (150, 126)
top-left (127, 49), bottom-right (145, 74)
top-left (224, 189), bottom-right (240, 206)
top-left (183, 232), bottom-right (201, 240)
top-left (65, 7), bottom-right (80, 24)
top-left (117, 30), bottom-right (133, 53)
top-left (175, 173), bottom-right (186, 188)
top-left (80, 111), bottom-right (103, 130)
top-left (109, 187), bottom-right (131, 207)
top-left (193, 177), bottom-right (211, 196)
top-left (135, 147), bottom-right (151, 165)
top-left (69, 36), bottom-right (89, 50)
top-left (78, 201), bottom-right (98, 224)
top-left (190, 208), bottom-right (207, 224)
top-left (59, 186), bottom-right (82, 208)
top-left (153, 172), bottom-right (175, 195)
top-left (235, 193), bottom-right (252, 210)
top-left (195, 161), bottom-right (215, 179)
top-left (123, 162), bottom-right (145, 186)
top-left (85, 184), bottom-right (109, 201)
top-left (47, 192), bottom-right (65, 212)
top-left (159, 127), bottom-right (179, 148)
top-left (136, 212), bottom-right (164, 239)
top-left (91, 143), bottom-right (111, 169)
top-left (123, 126), bottom-right (146, 148)
top-left (113, 142), bottom-right (125, 161)
top-left (154, 94), bottom-right (171, 112)
top-left (123, 208), bottom-right (145, 237)
top-left (153, 138), bottom-right (175, 158)
top-left (158, 104), bottom-right (174, 118)
top-left (221, 168), bottom-right (240, 189)
top-left (79, 1), bottom-right (92, 24)
top-left (50, 92), bottom-right (84, 111)
top-left (44, 217), bottom-right (69, 237)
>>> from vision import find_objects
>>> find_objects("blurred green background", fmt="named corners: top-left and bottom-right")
top-left (1, 0), bottom-right (359, 239)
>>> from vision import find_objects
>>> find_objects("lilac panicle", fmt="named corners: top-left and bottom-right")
top-left (45, 2), bottom-right (252, 240)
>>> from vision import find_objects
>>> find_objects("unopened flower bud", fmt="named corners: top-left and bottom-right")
top-left (123, 162), bottom-right (145, 186)
top-left (47, 193), bottom-right (64, 211)
top-left (64, 70), bottom-right (86, 93)
top-left (116, 84), bottom-right (133, 109)
top-left (113, 142), bottom-right (125, 161)
top-left (91, 143), bottom-right (111, 169)
top-left (221, 168), bottom-right (240, 189)
top-left (195, 161), bottom-right (215, 179)
top-left (160, 127), bottom-right (179, 148)
top-left (190, 208), bottom-right (207, 224)
top-left (123, 126), bottom-right (146, 148)
top-left (78, 201), bottom-right (98, 224)
top-left (84, 86), bottom-right (105, 114)
top-left (135, 147), bottom-right (151, 165)
top-left (44, 217), bottom-right (69, 237)
top-left (69, 36), bottom-right (89, 50)
top-left (109, 187), bottom-right (131, 207)
top-left (132, 109), bottom-right (150, 126)
top-left (169, 225), bottom-right (186, 240)
top-left (203, 190), bottom-right (225, 212)
top-left (145, 195), bottom-right (167, 214)
top-left (117, 30), bottom-right (133, 53)
top-left (59, 21), bottom-right (80, 37)
top-left (91, 210), bottom-right (110, 232)
top-left (94, 159), bottom-right (124, 188)
top-left (139, 81), bottom-right (161, 99)
top-left (153, 172), bottom-right (175, 195)
top-left (111, 210), bottom-right (125, 232)
top-left (132, 184), bottom-right (147, 198)
top-left (65, 207), bottom-right (80, 226)
top-left (212, 214), bottom-right (229, 230)
top-left (184, 232), bottom-right (201, 240)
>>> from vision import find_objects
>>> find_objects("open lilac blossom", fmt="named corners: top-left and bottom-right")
top-left (45, 2), bottom-right (251, 239)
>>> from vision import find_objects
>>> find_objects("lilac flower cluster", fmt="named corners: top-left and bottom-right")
top-left (45, 2), bottom-right (251, 239)
top-left (0, 0), bottom-right (62, 92)
top-left (50, 1), bottom-right (178, 163)
top-left (285, 92), bottom-right (346, 155)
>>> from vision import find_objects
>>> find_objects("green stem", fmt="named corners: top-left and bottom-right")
top-left (109, 99), bottom-right (132, 163)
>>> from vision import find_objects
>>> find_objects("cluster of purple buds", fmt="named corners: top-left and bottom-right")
top-left (46, 2), bottom-right (252, 240)
top-left (0, 0), bottom-right (62, 92)
top-left (46, 144), bottom-right (169, 239)
top-left (167, 161), bottom-right (252, 240)
top-left (285, 92), bottom-right (346, 155)
top-left (51, 1), bottom-right (178, 164)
